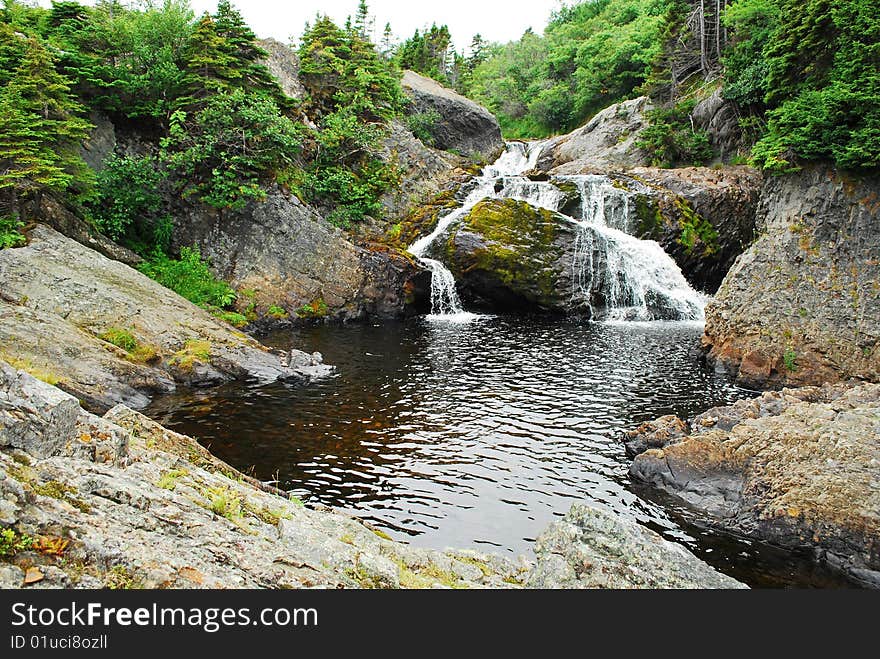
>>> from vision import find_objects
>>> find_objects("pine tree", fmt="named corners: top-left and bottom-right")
top-left (0, 37), bottom-right (91, 219)
top-left (353, 0), bottom-right (374, 42)
top-left (380, 22), bottom-right (394, 58)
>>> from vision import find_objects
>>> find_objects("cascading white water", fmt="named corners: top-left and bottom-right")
top-left (407, 141), bottom-right (706, 322)
top-left (407, 141), bottom-right (547, 318)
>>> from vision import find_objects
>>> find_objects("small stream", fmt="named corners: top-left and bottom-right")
top-left (147, 317), bottom-right (853, 588)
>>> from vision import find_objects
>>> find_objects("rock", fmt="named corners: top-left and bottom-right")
top-left (691, 87), bottom-right (746, 162)
top-left (528, 504), bottom-right (746, 589)
top-left (173, 187), bottom-right (429, 323)
top-left (439, 198), bottom-right (579, 312)
top-left (35, 195), bottom-right (142, 268)
top-left (377, 119), bottom-right (460, 225)
top-left (623, 415), bottom-right (688, 458)
top-left (703, 167), bottom-right (880, 388)
top-left (0, 225), bottom-right (321, 412)
top-left (258, 38), bottom-right (305, 101)
top-left (624, 166), bottom-right (762, 293)
top-left (79, 111), bottom-right (116, 172)
top-left (627, 382), bottom-right (880, 587)
top-left (0, 364), bottom-right (530, 589)
top-left (401, 70), bottom-right (504, 160)
top-left (538, 96), bottom-right (653, 174)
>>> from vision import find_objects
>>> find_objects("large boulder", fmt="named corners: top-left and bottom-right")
top-left (626, 382), bottom-right (880, 587)
top-left (528, 504), bottom-right (746, 589)
top-left (703, 167), bottom-right (880, 388)
top-left (0, 225), bottom-right (326, 412)
top-left (173, 188), bottom-right (429, 322)
top-left (401, 70), bottom-right (504, 160)
top-left (537, 96), bottom-right (653, 174)
top-left (437, 198), bottom-right (579, 312)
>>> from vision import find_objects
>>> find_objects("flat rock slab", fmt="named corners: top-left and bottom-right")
top-left (0, 225), bottom-right (327, 411)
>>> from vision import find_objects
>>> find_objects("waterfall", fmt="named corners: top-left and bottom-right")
top-left (407, 141), bottom-right (547, 318)
top-left (562, 177), bottom-right (706, 321)
top-left (407, 141), bottom-right (706, 322)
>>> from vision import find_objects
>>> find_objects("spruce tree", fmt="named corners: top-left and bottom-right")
top-left (0, 37), bottom-right (91, 219)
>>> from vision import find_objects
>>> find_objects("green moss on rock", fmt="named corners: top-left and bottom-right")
top-left (444, 198), bottom-right (568, 309)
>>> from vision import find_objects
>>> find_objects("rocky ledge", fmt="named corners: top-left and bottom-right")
top-left (625, 382), bottom-right (880, 587)
top-left (0, 224), bottom-right (329, 412)
top-left (0, 361), bottom-right (742, 589)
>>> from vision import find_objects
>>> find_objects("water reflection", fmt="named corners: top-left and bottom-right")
top-left (146, 316), bottom-right (852, 587)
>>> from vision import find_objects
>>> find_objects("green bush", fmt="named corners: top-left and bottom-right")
top-left (0, 216), bottom-right (26, 249)
top-left (637, 100), bottom-right (714, 167)
top-left (90, 154), bottom-right (169, 250)
top-left (405, 109), bottom-right (441, 146)
top-left (0, 528), bottom-right (32, 557)
top-left (100, 327), bottom-right (138, 352)
top-left (138, 246), bottom-right (236, 309)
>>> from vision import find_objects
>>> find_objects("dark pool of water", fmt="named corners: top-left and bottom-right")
top-left (146, 315), bottom-right (854, 588)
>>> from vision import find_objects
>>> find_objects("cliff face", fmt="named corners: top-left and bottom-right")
top-left (703, 167), bottom-right (880, 388)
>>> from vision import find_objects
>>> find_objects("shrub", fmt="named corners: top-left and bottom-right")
top-left (637, 100), bottom-right (714, 168)
top-left (0, 528), bottom-right (33, 557)
top-left (296, 298), bottom-right (329, 319)
top-left (99, 327), bottom-right (138, 353)
top-left (0, 216), bottom-right (26, 249)
top-left (405, 110), bottom-right (441, 145)
top-left (138, 246), bottom-right (235, 309)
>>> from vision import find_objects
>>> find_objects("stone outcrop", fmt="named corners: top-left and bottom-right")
top-left (626, 382), bottom-right (880, 587)
top-left (173, 187), bottom-right (429, 322)
top-left (537, 96), bottom-right (653, 174)
top-left (528, 504), bottom-right (746, 589)
top-left (401, 70), bottom-right (504, 160)
top-left (703, 167), bottom-right (880, 388)
top-left (258, 38), bottom-right (306, 101)
top-left (377, 119), bottom-right (461, 225)
top-left (0, 363), bottom-right (741, 590)
top-left (624, 166), bottom-right (762, 292)
top-left (0, 225), bottom-right (327, 412)
top-left (691, 86), bottom-right (746, 163)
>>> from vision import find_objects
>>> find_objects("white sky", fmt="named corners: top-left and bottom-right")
top-left (33, 1), bottom-right (561, 51)
top-left (189, 1), bottom-right (560, 50)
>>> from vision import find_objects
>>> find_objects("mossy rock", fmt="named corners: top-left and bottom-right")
top-left (441, 198), bottom-right (576, 311)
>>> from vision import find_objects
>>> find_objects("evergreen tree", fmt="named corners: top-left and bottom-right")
top-left (380, 22), bottom-right (394, 58)
top-left (0, 37), bottom-right (91, 219)
top-left (353, 0), bottom-right (374, 42)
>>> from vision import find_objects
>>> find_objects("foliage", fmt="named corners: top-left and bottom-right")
top-left (161, 89), bottom-right (303, 210)
top-left (0, 31), bottom-right (92, 218)
top-left (724, 0), bottom-right (880, 171)
top-left (296, 298), bottom-right (329, 319)
top-left (0, 215), bottom-right (26, 248)
top-left (467, 0), bottom-right (672, 137)
top-left (637, 100), bottom-right (713, 167)
top-left (89, 155), bottom-right (170, 252)
top-left (0, 528), bottom-right (33, 557)
top-left (99, 327), bottom-right (138, 353)
top-left (783, 347), bottom-right (798, 372)
top-left (298, 16), bottom-right (403, 224)
top-left (395, 24), bottom-right (453, 84)
top-left (405, 109), bottom-right (441, 145)
top-left (138, 246), bottom-right (236, 309)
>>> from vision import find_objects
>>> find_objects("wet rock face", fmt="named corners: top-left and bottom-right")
top-left (703, 167), bottom-right (880, 388)
top-left (625, 166), bottom-right (762, 293)
top-left (401, 70), bottom-right (504, 160)
top-left (528, 504), bottom-right (746, 589)
top-left (173, 187), bottom-right (429, 322)
top-left (0, 225), bottom-right (325, 412)
top-left (626, 383), bottom-right (880, 587)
